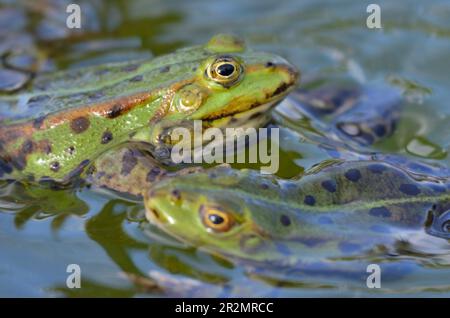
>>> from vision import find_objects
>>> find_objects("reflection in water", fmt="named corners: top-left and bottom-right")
top-left (0, 181), bottom-right (89, 230)
top-left (82, 199), bottom-right (231, 297)
top-left (1, 0), bottom-right (450, 297)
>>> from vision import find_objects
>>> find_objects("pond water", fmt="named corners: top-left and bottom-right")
top-left (1, 0), bottom-right (450, 297)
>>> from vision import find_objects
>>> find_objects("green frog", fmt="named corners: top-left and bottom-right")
top-left (86, 83), bottom-right (407, 198)
top-left (144, 160), bottom-right (450, 267)
top-left (0, 34), bottom-right (298, 184)
top-left (85, 83), bottom-right (449, 276)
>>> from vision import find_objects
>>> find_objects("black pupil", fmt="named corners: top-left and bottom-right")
top-left (217, 63), bottom-right (235, 77)
top-left (209, 214), bottom-right (224, 225)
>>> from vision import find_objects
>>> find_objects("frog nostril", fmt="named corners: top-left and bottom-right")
top-left (151, 209), bottom-right (159, 219)
top-left (171, 189), bottom-right (181, 202)
top-left (146, 207), bottom-right (163, 223)
top-left (265, 61), bottom-right (275, 68)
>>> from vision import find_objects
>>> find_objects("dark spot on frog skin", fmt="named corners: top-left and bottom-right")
top-left (209, 172), bottom-right (218, 179)
top-left (321, 180), bottom-right (337, 193)
top-left (344, 168), bottom-right (362, 182)
top-left (120, 150), bottom-right (138, 176)
top-left (21, 140), bottom-right (34, 154)
top-left (229, 117), bottom-right (238, 124)
top-left (399, 183), bottom-right (421, 196)
top-left (160, 65), bottom-right (170, 73)
top-left (304, 195), bottom-right (316, 206)
top-left (121, 64), bottom-right (140, 72)
top-left (50, 161), bottom-right (60, 172)
top-left (129, 75), bottom-right (143, 82)
top-left (260, 183), bottom-right (269, 190)
top-left (67, 146), bottom-right (75, 155)
top-left (12, 156), bottom-right (26, 171)
top-left (338, 242), bottom-right (361, 254)
top-left (101, 131), bottom-right (113, 144)
top-left (146, 167), bottom-right (162, 182)
top-left (367, 163), bottom-right (387, 174)
top-left (106, 104), bottom-right (126, 119)
top-left (41, 140), bottom-right (52, 154)
top-left (192, 66), bottom-right (197, 71)
top-left (66, 159), bottom-right (90, 180)
top-left (33, 115), bottom-right (46, 129)
top-left (0, 157), bottom-right (13, 175)
top-left (369, 206), bottom-right (392, 218)
top-left (12, 139), bottom-right (37, 171)
top-left (171, 189), bottom-right (181, 201)
top-left (373, 124), bottom-right (386, 137)
top-left (280, 214), bottom-right (291, 226)
top-left (86, 164), bottom-right (96, 176)
top-left (70, 116), bottom-right (90, 134)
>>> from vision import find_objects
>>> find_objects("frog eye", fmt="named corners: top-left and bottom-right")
top-left (200, 205), bottom-right (234, 233)
top-left (206, 56), bottom-right (243, 87)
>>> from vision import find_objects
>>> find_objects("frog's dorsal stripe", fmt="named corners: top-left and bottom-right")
top-left (1, 77), bottom-right (197, 133)
top-left (156, 160), bottom-right (450, 225)
top-left (171, 182), bottom-right (450, 213)
top-left (0, 34), bottom-right (299, 182)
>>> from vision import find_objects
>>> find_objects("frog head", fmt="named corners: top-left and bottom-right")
top-left (144, 166), bottom-right (306, 263)
top-left (133, 34), bottom-right (299, 148)
top-left (0, 34), bottom-right (299, 183)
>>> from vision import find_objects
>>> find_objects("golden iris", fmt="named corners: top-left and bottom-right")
top-left (206, 56), bottom-right (243, 87)
top-left (200, 206), bottom-right (235, 232)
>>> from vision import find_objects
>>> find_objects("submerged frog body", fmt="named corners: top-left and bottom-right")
top-left (86, 84), bottom-right (407, 198)
top-left (273, 82), bottom-right (403, 151)
top-left (145, 161), bottom-right (450, 266)
top-left (86, 81), bottom-right (450, 277)
top-left (0, 34), bottom-right (298, 183)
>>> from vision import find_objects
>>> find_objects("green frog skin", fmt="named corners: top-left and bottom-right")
top-left (0, 34), bottom-right (298, 183)
top-left (87, 83), bottom-right (410, 199)
top-left (144, 161), bottom-right (450, 266)
top-left (84, 81), bottom-right (448, 274)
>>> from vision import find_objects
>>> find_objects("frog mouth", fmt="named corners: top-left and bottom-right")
top-left (205, 100), bottom-right (280, 129)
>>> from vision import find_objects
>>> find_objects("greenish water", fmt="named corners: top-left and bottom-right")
top-left (1, 0), bottom-right (450, 297)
